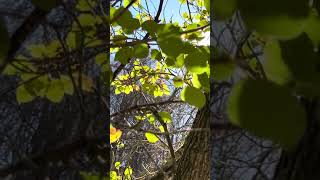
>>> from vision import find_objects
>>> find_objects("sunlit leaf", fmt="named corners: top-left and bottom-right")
top-left (263, 40), bottom-right (292, 85)
top-left (173, 77), bottom-right (184, 87)
top-left (157, 24), bottom-right (184, 57)
top-left (158, 111), bottom-right (172, 123)
top-left (181, 86), bottom-right (206, 108)
top-left (185, 50), bottom-right (209, 74)
top-left (158, 126), bottom-right (165, 132)
top-left (109, 171), bottom-right (118, 180)
top-left (151, 49), bottom-right (162, 61)
top-left (124, 166), bottom-right (133, 179)
top-left (145, 132), bottom-right (159, 143)
top-left (110, 125), bottom-right (122, 144)
top-left (192, 73), bottom-right (209, 92)
top-left (115, 162), bottom-right (121, 170)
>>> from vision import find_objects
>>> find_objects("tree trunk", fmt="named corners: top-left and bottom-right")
top-left (174, 103), bottom-right (210, 180)
top-left (273, 99), bottom-right (320, 180)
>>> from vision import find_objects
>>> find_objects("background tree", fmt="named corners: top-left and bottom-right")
top-left (0, 0), bottom-right (109, 179)
top-left (212, 0), bottom-right (320, 179)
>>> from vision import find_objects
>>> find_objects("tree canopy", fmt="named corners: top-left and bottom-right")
top-left (109, 0), bottom-right (209, 179)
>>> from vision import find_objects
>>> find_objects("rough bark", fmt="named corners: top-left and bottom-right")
top-left (173, 103), bottom-right (210, 180)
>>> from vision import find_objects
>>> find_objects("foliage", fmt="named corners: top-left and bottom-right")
top-left (0, 0), bottom-right (108, 177)
top-left (214, 0), bottom-right (320, 149)
top-left (1, 0), bottom-right (105, 104)
top-left (110, 124), bottom-right (123, 143)
top-left (110, 0), bottom-right (209, 178)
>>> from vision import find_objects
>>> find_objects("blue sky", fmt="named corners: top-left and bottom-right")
top-left (130, 0), bottom-right (188, 24)
top-left (162, 0), bottom-right (188, 23)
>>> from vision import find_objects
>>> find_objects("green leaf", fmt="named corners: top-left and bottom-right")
top-left (184, 50), bottom-right (209, 74)
top-left (3, 64), bottom-right (17, 75)
top-left (60, 75), bottom-right (74, 95)
top-left (181, 86), bottom-right (206, 108)
top-left (238, 0), bottom-right (309, 39)
top-left (145, 132), bottom-right (159, 143)
top-left (109, 171), bottom-right (118, 180)
top-left (124, 0), bottom-right (140, 7)
top-left (85, 37), bottom-right (103, 47)
top-left (181, 42), bottom-right (197, 54)
top-left (115, 47), bottom-right (133, 64)
top-left (173, 77), bottom-right (184, 87)
top-left (66, 31), bottom-right (77, 49)
top-left (23, 75), bottom-right (49, 97)
top-left (16, 85), bottom-right (35, 104)
top-left (279, 33), bottom-right (320, 97)
top-left (95, 53), bottom-right (107, 66)
top-left (227, 79), bottom-right (306, 149)
top-left (304, 10), bottom-right (320, 47)
top-left (141, 20), bottom-right (159, 35)
top-left (76, 0), bottom-right (96, 11)
top-left (212, 48), bottom-right (234, 81)
top-left (28, 44), bottom-right (47, 58)
top-left (263, 33), bottom-right (320, 96)
top-left (113, 7), bottom-right (132, 23)
top-left (165, 56), bottom-right (175, 67)
top-left (113, 7), bottom-right (140, 34)
top-left (158, 126), bottom-right (165, 132)
top-left (133, 43), bottom-right (149, 58)
top-left (115, 162), bottom-right (121, 170)
top-left (123, 18), bottom-right (140, 34)
top-left (157, 24), bottom-right (184, 58)
top-left (77, 14), bottom-right (101, 27)
top-left (279, 33), bottom-right (318, 81)
top-left (112, 35), bottom-right (127, 42)
top-left (158, 111), bottom-right (172, 123)
top-left (28, 40), bottom-right (61, 58)
top-left (46, 79), bottom-right (65, 103)
top-left (213, 0), bottom-right (236, 19)
top-left (124, 166), bottom-right (133, 179)
top-left (192, 73), bottom-right (209, 92)
top-left (263, 40), bottom-right (292, 85)
top-left (213, 63), bottom-right (235, 81)
top-left (148, 115), bottom-right (155, 124)
top-left (204, 0), bottom-right (210, 12)
top-left (151, 49), bottom-right (162, 61)
top-left (31, 0), bottom-right (57, 11)
top-left (175, 53), bottom-right (185, 67)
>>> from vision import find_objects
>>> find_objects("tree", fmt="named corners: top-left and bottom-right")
top-left (213, 0), bottom-right (320, 179)
top-left (0, 0), bottom-right (109, 179)
top-left (109, 0), bottom-right (210, 179)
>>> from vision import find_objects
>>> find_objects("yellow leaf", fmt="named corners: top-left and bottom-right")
top-left (145, 132), bottom-right (159, 143)
top-left (159, 126), bottom-right (165, 132)
top-left (110, 126), bottom-right (122, 144)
